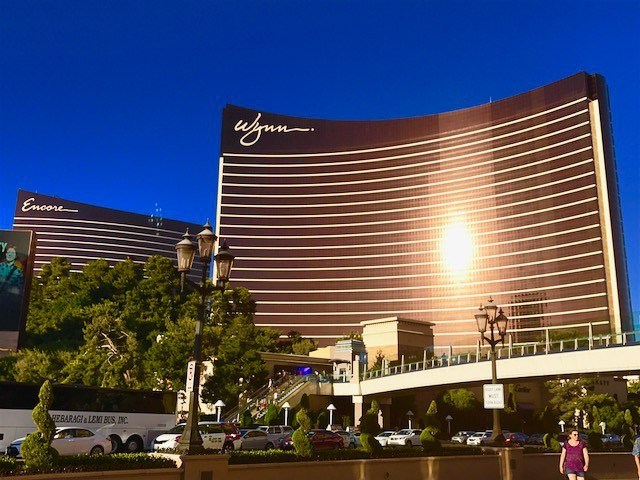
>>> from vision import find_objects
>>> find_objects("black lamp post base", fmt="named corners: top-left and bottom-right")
top-left (488, 433), bottom-right (506, 446)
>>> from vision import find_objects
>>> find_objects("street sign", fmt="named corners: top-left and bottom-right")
top-left (483, 384), bottom-right (505, 409)
top-left (186, 361), bottom-right (196, 392)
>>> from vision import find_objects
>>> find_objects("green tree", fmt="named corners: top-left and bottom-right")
top-left (317, 410), bottom-right (329, 429)
top-left (64, 303), bottom-right (142, 388)
top-left (292, 338), bottom-right (318, 355)
top-left (21, 380), bottom-right (58, 468)
top-left (201, 296), bottom-right (279, 406)
top-left (12, 349), bottom-right (72, 384)
top-left (264, 403), bottom-right (280, 426)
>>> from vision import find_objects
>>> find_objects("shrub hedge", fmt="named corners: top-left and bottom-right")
top-left (0, 453), bottom-right (176, 476)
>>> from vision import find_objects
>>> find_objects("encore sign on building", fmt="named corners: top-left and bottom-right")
top-left (216, 72), bottom-right (633, 350)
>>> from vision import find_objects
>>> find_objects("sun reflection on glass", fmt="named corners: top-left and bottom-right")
top-left (440, 218), bottom-right (474, 275)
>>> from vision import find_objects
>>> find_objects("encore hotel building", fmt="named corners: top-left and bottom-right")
top-left (217, 72), bottom-right (632, 350)
top-left (13, 190), bottom-right (205, 282)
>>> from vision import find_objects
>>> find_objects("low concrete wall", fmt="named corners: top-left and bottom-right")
top-left (228, 455), bottom-right (501, 480)
top-left (6, 451), bottom-right (637, 480)
top-left (523, 452), bottom-right (637, 480)
top-left (1, 468), bottom-right (181, 480)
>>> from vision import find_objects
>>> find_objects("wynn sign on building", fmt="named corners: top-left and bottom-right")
top-left (217, 72), bottom-right (632, 349)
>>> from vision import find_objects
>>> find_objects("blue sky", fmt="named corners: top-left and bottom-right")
top-left (1, 0), bottom-right (638, 318)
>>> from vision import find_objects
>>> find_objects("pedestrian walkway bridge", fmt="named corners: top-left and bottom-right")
top-left (332, 329), bottom-right (640, 398)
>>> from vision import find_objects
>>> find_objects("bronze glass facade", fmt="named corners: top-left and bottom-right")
top-left (218, 72), bottom-right (632, 349)
top-left (13, 190), bottom-right (205, 282)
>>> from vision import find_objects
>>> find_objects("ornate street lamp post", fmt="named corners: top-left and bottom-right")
top-left (474, 297), bottom-right (509, 446)
top-left (175, 221), bottom-right (234, 454)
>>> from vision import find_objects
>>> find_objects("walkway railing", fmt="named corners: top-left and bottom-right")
top-left (361, 328), bottom-right (640, 381)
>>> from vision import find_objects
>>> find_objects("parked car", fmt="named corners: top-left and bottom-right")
top-left (467, 430), bottom-right (511, 446)
top-left (374, 431), bottom-right (396, 447)
top-left (332, 430), bottom-right (359, 448)
top-left (387, 429), bottom-right (423, 447)
top-left (505, 432), bottom-right (529, 447)
top-left (451, 431), bottom-right (476, 444)
top-left (152, 421), bottom-right (240, 451)
top-left (6, 427), bottom-right (113, 458)
top-left (526, 433), bottom-right (544, 445)
top-left (277, 435), bottom-right (294, 450)
top-left (306, 429), bottom-right (344, 450)
top-left (233, 429), bottom-right (275, 450)
top-left (601, 433), bottom-right (622, 446)
top-left (466, 432), bottom-right (485, 446)
top-left (257, 425), bottom-right (294, 445)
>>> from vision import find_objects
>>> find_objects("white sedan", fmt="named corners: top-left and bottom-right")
top-left (7, 427), bottom-right (113, 458)
top-left (374, 431), bottom-right (396, 447)
top-left (386, 429), bottom-right (423, 447)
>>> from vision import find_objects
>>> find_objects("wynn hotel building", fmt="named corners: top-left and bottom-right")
top-left (217, 72), bottom-right (632, 349)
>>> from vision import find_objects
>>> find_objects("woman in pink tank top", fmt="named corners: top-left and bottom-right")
top-left (559, 429), bottom-right (590, 479)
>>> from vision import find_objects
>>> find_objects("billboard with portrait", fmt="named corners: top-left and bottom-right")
top-left (0, 230), bottom-right (35, 352)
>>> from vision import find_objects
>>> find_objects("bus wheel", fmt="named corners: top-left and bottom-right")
top-left (109, 435), bottom-right (123, 453)
top-left (90, 445), bottom-right (104, 455)
top-left (126, 436), bottom-right (144, 452)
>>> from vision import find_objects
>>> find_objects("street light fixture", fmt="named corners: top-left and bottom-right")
top-left (175, 221), bottom-right (235, 455)
top-left (475, 297), bottom-right (509, 446)
top-left (282, 401), bottom-right (291, 426)
top-left (327, 403), bottom-right (337, 428)
top-left (214, 400), bottom-right (226, 422)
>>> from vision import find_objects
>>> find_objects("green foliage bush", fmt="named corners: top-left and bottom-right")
top-left (359, 400), bottom-right (382, 455)
top-left (587, 431), bottom-right (603, 450)
top-left (21, 380), bottom-right (58, 468)
top-left (292, 408), bottom-right (313, 456)
top-left (0, 453), bottom-right (176, 476)
top-left (420, 429), bottom-right (441, 452)
top-left (543, 433), bottom-right (561, 452)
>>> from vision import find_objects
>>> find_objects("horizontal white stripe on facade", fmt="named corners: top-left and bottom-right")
top-left (223, 197), bottom-right (598, 239)
top-left (255, 293), bottom-right (608, 312)
top-left (233, 223), bottom-right (600, 255)
top-left (224, 172), bottom-right (595, 211)
top-left (235, 237), bottom-right (601, 272)
top-left (13, 223), bottom-right (185, 244)
top-left (249, 275), bottom-right (605, 295)
top-left (223, 98), bottom-right (588, 158)
top-left (35, 245), bottom-right (177, 257)
top-left (224, 113), bottom-right (589, 172)
top-left (240, 264), bottom-right (604, 290)
top-left (255, 305), bottom-right (609, 320)
top-left (222, 156), bottom-right (593, 200)
top-left (234, 250), bottom-right (602, 283)
top-left (14, 216), bottom-right (192, 239)
top-left (225, 184), bottom-right (596, 230)
top-left (432, 319), bottom-right (610, 339)
top-left (257, 280), bottom-right (605, 304)
top-left (240, 227), bottom-right (601, 261)
top-left (223, 130), bottom-right (591, 189)
top-left (22, 230), bottom-right (183, 249)
top-left (37, 238), bottom-right (178, 255)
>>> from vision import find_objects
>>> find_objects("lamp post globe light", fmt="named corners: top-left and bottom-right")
top-left (175, 221), bottom-right (235, 455)
top-left (474, 297), bottom-right (509, 446)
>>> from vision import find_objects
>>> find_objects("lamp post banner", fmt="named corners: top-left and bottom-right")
top-left (483, 384), bottom-right (505, 409)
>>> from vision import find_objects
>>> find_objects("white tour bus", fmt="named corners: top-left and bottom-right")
top-left (0, 381), bottom-right (176, 453)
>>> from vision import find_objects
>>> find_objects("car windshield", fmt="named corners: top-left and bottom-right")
top-left (378, 432), bottom-right (393, 437)
top-left (396, 430), bottom-right (411, 435)
top-left (168, 424), bottom-right (186, 434)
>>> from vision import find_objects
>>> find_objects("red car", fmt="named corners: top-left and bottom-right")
top-left (278, 429), bottom-right (345, 451)
top-left (307, 429), bottom-right (344, 450)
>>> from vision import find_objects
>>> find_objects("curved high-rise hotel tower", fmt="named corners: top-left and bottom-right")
top-left (217, 72), bottom-right (632, 350)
